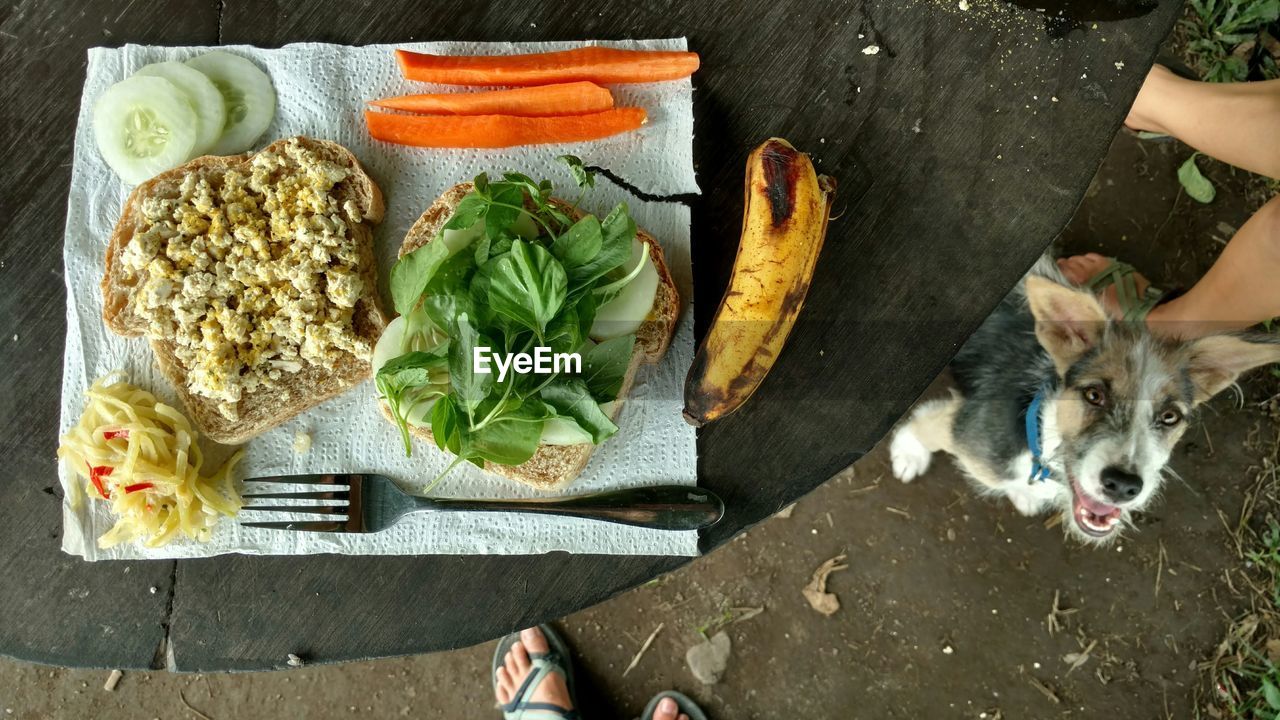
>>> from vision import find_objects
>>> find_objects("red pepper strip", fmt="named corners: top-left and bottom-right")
top-left (123, 482), bottom-right (154, 494)
top-left (86, 463), bottom-right (112, 499)
top-left (102, 429), bottom-right (129, 441)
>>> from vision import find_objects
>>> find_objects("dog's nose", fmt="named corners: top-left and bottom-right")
top-left (1101, 466), bottom-right (1143, 503)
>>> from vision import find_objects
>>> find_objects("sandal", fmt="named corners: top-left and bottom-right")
top-left (493, 625), bottom-right (579, 720)
top-left (641, 690), bottom-right (709, 720)
top-left (1084, 258), bottom-right (1167, 322)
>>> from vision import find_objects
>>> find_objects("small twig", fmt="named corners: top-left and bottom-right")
top-left (885, 506), bottom-right (912, 519)
top-left (180, 690), bottom-right (214, 720)
top-left (622, 623), bottom-right (664, 677)
top-left (1065, 639), bottom-right (1098, 675)
top-left (1028, 677), bottom-right (1061, 704)
top-left (1046, 590), bottom-right (1078, 636)
top-left (1155, 539), bottom-right (1168, 598)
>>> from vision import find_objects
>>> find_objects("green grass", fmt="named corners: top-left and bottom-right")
top-left (1180, 0), bottom-right (1280, 81)
top-left (1211, 520), bottom-right (1280, 719)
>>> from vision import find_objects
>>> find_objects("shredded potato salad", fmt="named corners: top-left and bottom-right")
top-left (57, 373), bottom-right (243, 548)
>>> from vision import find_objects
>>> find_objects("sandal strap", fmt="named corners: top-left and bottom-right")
top-left (501, 655), bottom-right (576, 720)
top-left (1084, 258), bottom-right (1165, 322)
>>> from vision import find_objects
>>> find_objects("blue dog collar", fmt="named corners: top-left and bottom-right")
top-left (1025, 389), bottom-right (1052, 483)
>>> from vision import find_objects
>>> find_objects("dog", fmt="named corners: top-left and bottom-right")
top-left (889, 259), bottom-right (1280, 544)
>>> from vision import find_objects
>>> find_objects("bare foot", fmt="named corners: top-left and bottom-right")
top-left (653, 696), bottom-right (691, 720)
top-left (1056, 253), bottom-right (1154, 320)
top-left (494, 627), bottom-right (573, 713)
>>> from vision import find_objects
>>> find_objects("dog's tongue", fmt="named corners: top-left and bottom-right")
top-left (1077, 487), bottom-right (1119, 517)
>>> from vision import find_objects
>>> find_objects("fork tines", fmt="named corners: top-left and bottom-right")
top-left (239, 474), bottom-right (355, 532)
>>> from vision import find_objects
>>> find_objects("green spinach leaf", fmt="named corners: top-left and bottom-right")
top-left (487, 240), bottom-right (568, 338)
top-left (430, 394), bottom-right (462, 455)
top-left (540, 377), bottom-right (618, 444)
top-left (582, 334), bottom-right (636, 401)
top-left (565, 203), bottom-right (634, 295)
top-left (464, 402), bottom-right (547, 466)
top-left (552, 215), bottom-right (603, 268)
top-left (390, 240), bottom-right (451, 316)
top-left (448, 313), bottom-right (495, 421)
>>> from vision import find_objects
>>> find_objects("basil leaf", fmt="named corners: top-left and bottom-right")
top-left (421, 288), bottom-right (476, 334)
top-left (377, 351), bottom-right (447, 456)
top-left (539, 377), bottom-right (618, 444)
top-left (430, 394), bottom-right (462, 455)
top-left (377, 351), bottom-right (442, 390)
top-left (449, 313), bottom-right (495, 419)
top-left (443, 192), bottom-right (488, 231)
top-left (543, 303), bottom-right (583, 356)
top-left (472, 234), bottom-right (491, 266)
top-left (565, 203), bottom-right (634, 295)
top-left (552, 215), bottom-right (602, 268)
top-left (390, 240), bottom-right (451, 316)
top-left (425, 244), bottom-right (477, 296)
top-left (487, 240), bottom-right (568, 337)
top-left (557, 154), bottom-right (595, 189)
top-left (464, 402), bottom-right (547, 465)
top-left (484, 183), bottom-right (525, 241)
top-left (575, 292), bottom-right (599, 351)
top-left (582, 334), bottom-right (636, 401)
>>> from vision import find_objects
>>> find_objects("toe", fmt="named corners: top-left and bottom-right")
top-left (495, 666), bottom-right (513, 704)
top-left (654, 696), bottom-right (679, 720)
top-left (504, 648), bottom-right (522, 680)
top-left (511, 640), bottom-right (531, 673)
top-left (521, 626), bottom-right (550, 654)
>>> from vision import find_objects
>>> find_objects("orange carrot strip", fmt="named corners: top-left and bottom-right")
top-left (395, 47), bottom-right (700, 86)
top-left (365, 108), bottom-right (646, 149)
top-left (369, 81), bottom-right (615, 117)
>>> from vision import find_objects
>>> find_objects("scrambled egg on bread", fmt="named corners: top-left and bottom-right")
top-left (121, 139), bottom-right (371, 421)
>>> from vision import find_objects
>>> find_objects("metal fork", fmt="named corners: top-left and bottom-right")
top-left (238, 474), bottom-right (724, 533)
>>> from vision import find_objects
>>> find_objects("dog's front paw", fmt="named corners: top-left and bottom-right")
top-left (890, 427), bottom-right (932, 482)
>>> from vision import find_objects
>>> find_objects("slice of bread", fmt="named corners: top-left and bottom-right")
top-left (101, 137), bottom-right (388, 445)
top-left (382, 182), bottom-right (681, 490)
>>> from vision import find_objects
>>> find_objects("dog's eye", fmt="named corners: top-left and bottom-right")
top-left (1159, 408), bottom-right (1183, 427)
top-left (1082, 386), bottom-right (1107, 407)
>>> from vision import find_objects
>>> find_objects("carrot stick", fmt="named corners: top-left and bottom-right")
top-left (395, 47), bottom-right (700, 86)
top-left (368, 82), bottom-right (614, 117)
top-left (364, 108), bottom-right (647, 148)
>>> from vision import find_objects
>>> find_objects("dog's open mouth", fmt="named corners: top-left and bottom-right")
top-left (1069, 477), bottom-right (1122, 537)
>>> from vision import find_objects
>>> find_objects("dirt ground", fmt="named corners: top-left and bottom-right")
top-left (5, 68), bottom-right (1279, 720)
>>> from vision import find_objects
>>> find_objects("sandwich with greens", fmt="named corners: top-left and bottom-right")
top-left (373, 160), bottom-right (679, 490)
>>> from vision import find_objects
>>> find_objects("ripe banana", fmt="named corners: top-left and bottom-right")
top-left (683, 138), bottom-right (836, 426)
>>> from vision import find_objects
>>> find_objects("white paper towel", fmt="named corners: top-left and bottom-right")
top-left (59, 39), bottom-right (700, 560)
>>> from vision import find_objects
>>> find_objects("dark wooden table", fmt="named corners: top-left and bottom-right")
top-left (0, 0), bottom-right (1180, 671)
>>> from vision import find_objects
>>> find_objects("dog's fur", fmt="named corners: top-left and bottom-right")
top-left (890, 258), bottom-right (1280, 544)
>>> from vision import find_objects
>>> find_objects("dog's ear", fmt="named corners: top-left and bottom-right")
top-left (1185, 335), bottom-right (1280, 404)
top-left (1026, 275), bottom-right (1108, 371)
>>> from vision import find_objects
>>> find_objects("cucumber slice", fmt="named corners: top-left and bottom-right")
top-left (134, 61), bottom-right (226, 156)
top-left (372, 316), bottom-right (412, 373)
top-left (541, 416), bottom-right (593, 446)
top-left (93, 76), bottom-right (198, 185)
top-left (185, 51), bottom-right (276, 155)
top-left (372, 313), bottom-right (445, 372)
top-left (590, 238), bottom-right (661, 340)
